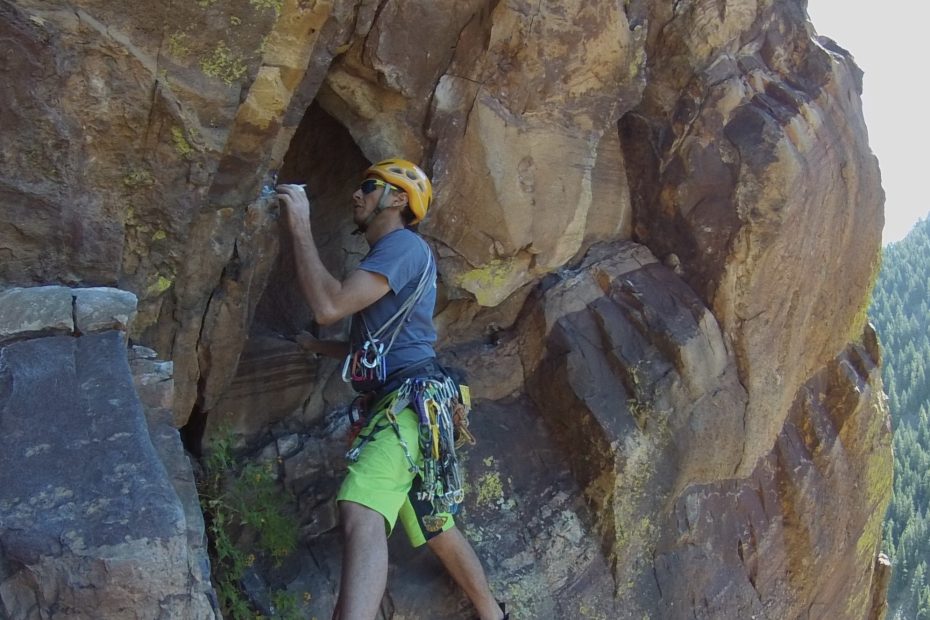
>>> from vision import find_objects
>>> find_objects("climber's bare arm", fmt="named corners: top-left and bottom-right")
top-left (277, 184), bottom-right (390, 325)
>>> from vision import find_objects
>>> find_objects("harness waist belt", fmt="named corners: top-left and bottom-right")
top-left (372, 358), bottom-right (444, 403)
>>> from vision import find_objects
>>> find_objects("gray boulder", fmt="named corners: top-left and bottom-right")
top-left (0, 331), bottom-right (215, 619)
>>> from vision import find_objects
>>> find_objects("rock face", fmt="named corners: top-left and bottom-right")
top-left (653, 331), bottom-right (890, 619)
top-left (0, 288), bottom-right (215, 619)
top-left (0, 1), bottom-right (891, 619)
top-left (619, 1), bottom-right (884, 474)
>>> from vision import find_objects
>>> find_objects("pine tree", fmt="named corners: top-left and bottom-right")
top-left (870, 216), bottom-right (930, 617)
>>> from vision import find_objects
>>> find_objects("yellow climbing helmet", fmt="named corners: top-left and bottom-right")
top-left (365, 158), bottom-right (433, 224)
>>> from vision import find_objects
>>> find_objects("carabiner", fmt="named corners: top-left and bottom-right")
top-left (360, 339), bottom-right (384, 369)
top-left (341, 352), bottom-right (353, 383)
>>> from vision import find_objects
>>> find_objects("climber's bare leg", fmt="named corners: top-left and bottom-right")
top-left (427, 526), bottom-right (504, 620)
top-left (333, 501), bottom-right (388, 620)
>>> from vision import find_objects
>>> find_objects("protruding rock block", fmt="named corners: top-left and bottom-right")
top-left (0, 286), bottom-right (138, 344)
top-left (73, 287), bottom-right (137, 333)
top-left (0, 286), bottom-right (74, 342)
top-left (653, 338), bottom-right (891, 619)
top-left (521, 241), bottom-right (747, 615)
top-left (129, 345), bottom-right (176, 413)
top-left (0, 332), bottom-right (215, 619)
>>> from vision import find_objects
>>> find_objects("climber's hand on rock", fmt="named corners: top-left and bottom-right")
top-left (295, 330), bottom-right (321, 352)
top-left (276, 184), bottom-right (311, 233)
top-left (295, 331), bottom-right (350, 359)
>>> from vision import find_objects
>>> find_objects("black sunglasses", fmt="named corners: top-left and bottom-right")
top-left (359, 178), bottom-right (397, 195)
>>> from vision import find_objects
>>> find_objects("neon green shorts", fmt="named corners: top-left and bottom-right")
top-left (336, 405), bottom-right (455, 547)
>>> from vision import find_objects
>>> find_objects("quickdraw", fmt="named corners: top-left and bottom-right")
top-left (345, 374), bottom-right (475, 516)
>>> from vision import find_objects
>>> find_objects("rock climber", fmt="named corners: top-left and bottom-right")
top-left (277, 159), bottom-right (507, 620)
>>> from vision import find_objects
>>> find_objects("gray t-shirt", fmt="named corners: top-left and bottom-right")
top-left (352, 228), bottom-right (437, 378)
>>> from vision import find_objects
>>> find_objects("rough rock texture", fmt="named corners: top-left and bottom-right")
top-left (0, 286), bottom-right (138, 341)
top-left (129, 343), bottom-right (215, 614)
top-left (0, 333), bottom-right (216, 619)
top-left (619, 0), bottom-right (884, 474)
top-left (202, 334), bottom-right (330, 449)
top-left (520, 242), bottom-right (747, 609)
top-left (0, 286), bottom-right (74, 342)
top-left (0, 290), bottom-right (216, 619)
top-left (653, 330), bottom-right (891, 619)
top-left (72, 287), bottom-right (137, 332)
top-left (0, 0), bottom-right (891, 619)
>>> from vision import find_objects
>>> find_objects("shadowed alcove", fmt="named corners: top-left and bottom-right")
top-left (200, 102), bottom-right (373, 449)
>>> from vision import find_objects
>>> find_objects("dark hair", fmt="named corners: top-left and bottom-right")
top-left (389, 188), bottom-right (416, 225)
top-left (383, 186), bottom-right (417, 226)
top-left (401, 205), bottom-right (417, 226)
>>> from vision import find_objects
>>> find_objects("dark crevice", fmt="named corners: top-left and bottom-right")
top-left (180, 402), bottom-right (207, 457)
top-left (70, 294), bottom-right (82, 337)
top-left (652, 557), bottom-right (664, 598)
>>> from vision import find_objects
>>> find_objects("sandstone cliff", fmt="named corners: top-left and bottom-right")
top-left (0, 0), bottom-right (891, 618)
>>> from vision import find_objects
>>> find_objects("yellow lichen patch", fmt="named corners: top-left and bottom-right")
top-left (167, 32), bottom-right (189, 58)
top-left (200, 41), bottom-right (247, 86)
top-left (847, 503), bottom-right (886, 617)
top-left (238, 66), bottom-right (289, 130)
top-left (171, 127), bottom-right (194, 158)
top-left (147, 275), bottom-right (174, 296)
top-left (475, 471), bottom-right (504, 507)
top-left (578, 601), bottom-right (610, 620)
top-left (256, 34), bottom-right (269, 55)
top-left (249, 0), bottom-right (282, 15)
top-left (151, 230), bottom-right (167, 241)
top-left (846, 411), bottom-right (892, 618)
top-left (457, 256), bottom-right (533, 307)
top-left (600, 432), bottom-right (666, 598)
top-left (123, 168), bottom-right (154, 189)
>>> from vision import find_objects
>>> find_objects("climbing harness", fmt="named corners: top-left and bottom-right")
top-left (345, 372), bottom-right (475, 518)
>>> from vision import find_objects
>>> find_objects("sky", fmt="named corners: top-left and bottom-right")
top-left (806, 0), bottom-right (929, 245)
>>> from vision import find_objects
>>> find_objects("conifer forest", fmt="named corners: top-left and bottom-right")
top-left (870, 217), bottom-right (930, 619)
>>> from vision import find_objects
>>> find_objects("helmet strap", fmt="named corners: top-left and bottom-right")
top-left (356, 186), bottom-right (395, 233)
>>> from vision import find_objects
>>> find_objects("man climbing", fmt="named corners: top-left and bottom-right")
top-left (277, 159), bottom-right (507, 620)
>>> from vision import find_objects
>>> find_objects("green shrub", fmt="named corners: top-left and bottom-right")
top-left (199, 428), bottom-right (301, 619)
